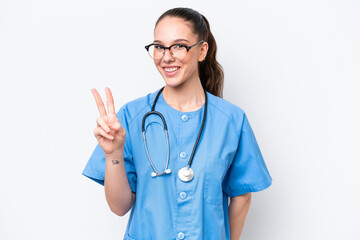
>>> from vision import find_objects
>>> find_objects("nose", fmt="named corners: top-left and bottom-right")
top-left (162, 48), bottom-right (175, 62)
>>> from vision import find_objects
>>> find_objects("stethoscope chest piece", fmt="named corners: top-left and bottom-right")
top-left (178, 167), bottom-right (194, 182)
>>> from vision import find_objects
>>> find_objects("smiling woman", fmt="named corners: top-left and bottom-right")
top-left (82, 7), bottom-right (272, 240)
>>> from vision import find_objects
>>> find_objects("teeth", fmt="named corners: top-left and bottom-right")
top-left (164, 67), bottom-right (179, 72)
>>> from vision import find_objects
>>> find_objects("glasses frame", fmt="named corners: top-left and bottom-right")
top-left (144, 40), bottom-right (204, 60)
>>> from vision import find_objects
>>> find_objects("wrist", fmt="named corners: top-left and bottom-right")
top-left (104, 147), bottom-right (124, 159)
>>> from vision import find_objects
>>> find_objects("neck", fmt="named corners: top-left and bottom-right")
top-left (162, 77), bottom-right (205, 112)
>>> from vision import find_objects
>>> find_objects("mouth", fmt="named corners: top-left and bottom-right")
top-left (163, 66), bottom-right (181, 76)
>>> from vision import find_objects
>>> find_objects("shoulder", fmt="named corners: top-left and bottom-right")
top-left (117, 89), bottom-right (158, 125)
top-left (207, 91), bottom-right (246, 125)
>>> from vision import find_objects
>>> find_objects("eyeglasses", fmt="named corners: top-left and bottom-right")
top-left (145, 40), bottom-right (204, 60)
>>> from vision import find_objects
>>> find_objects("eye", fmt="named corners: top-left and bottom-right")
top-left (172, 44), bottom-right (186, 50)
top-left (154, 45), bottom-right (163, 50)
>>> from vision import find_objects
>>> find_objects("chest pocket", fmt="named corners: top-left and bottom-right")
top-left (204, 157), bottom-right (232, 205)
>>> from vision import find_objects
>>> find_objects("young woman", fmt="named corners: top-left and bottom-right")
top-left (82, 7), bottom-right (272, 240)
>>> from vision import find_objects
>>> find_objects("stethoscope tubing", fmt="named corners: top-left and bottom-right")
top-left (141, 86), bottom-right (207, 176)
top-left (187, 88), bottom-right (207, 168)
top-left (142, 129), bottom-right (170, 176)
top-left (142, 111), bottom-right (168, 132)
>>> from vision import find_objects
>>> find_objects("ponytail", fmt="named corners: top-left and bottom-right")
top-left (198, 15), bottom-right (224, 98)
top-left (155, 8), bottom-right (224, 98)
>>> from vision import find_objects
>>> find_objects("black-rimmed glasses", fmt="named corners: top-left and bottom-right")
top-left (145, 40), bottom-right (204, 60)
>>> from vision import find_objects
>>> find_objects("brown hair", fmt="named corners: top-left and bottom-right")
top-left (155, 7), bottom-right (224, 98)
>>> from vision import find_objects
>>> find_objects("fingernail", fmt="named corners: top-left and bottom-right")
top-left (111, 136), bottom-right (114, 140)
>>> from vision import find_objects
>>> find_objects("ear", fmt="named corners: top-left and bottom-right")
top-left (198, 42), bottom-right (209, 62)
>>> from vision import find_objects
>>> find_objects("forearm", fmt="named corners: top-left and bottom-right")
top-left (104, 148), bottom-right (135, 216)
top-left (228, 193), bottom-right (252, 240)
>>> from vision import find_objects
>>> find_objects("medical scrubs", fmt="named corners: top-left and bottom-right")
top-left (82, 87), bottom-right (272, 240)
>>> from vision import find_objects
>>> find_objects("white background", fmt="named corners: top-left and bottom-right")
top-left (1, 0), bottom-right (359, 239)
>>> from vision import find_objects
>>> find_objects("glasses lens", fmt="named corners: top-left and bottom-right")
top-left (171, 45), bottom-right (187, 60)
top-left (147, 45), bottom-right (164, 60)
top-left (146, 44), bottom-right (188, 60)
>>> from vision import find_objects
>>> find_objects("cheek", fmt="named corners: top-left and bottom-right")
top-left (183, 58), bottom-right (199, 75)
top-left (154, 60), bottom-right (162, 71)
top-left (187, 51), bottom-right (200, 66)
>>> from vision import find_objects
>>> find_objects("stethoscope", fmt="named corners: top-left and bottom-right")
top-left (141, 86), bottom-right (208, 182)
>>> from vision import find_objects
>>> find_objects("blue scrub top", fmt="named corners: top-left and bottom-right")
top-left (82, 87), bottom-right (272, 240)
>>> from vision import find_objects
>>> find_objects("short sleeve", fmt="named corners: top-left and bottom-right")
top-left (222, 113), bottom-right (272, 197)
top-left (81, 104), bottom-right (137, 193)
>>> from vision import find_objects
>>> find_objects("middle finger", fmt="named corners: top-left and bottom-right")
top-left (105, 87), bottom-right (116, 114)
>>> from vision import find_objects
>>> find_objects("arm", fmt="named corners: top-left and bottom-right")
top-left (90, 88), bottom-right (136, 217)
top-left (229, 192), bottom-right (252, 240)
top-left (104, 149), bottom-right (136, 216)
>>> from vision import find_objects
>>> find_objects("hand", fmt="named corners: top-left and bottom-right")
top-left (91, 87), bottom-right (126, 155)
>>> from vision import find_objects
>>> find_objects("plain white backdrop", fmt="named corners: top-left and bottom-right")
top-left (1, 0), bottom-right (359, 239)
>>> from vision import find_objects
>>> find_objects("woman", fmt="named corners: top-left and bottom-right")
top-left (82, 7), bottom-right (272, 240)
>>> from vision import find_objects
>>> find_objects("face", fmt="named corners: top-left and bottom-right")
top-left (153, 17), bottom-right (208, 88)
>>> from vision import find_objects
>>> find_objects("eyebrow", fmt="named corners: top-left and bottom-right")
top-left (153, 39), bottom-right (190, 44)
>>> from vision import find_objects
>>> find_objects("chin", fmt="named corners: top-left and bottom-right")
top-left (162, 75), bottom-right (186, 88)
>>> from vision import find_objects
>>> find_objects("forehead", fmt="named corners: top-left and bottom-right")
top-left (154, 17), bottom-right (197, 43)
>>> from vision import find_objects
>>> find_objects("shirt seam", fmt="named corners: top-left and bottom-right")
top-left (127, 103), bottom-right (149, 127)
top-left (210, 96), bottom-right (245, 137)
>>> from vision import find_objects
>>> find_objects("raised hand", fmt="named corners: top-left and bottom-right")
top-left (91, 87), bottom-right (126, 155)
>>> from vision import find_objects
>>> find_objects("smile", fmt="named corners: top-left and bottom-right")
top-left (163, 66), bottom-right (180, 72)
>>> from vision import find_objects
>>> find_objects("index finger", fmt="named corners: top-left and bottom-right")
top-left (105, 87), bottom-right (116, 114)
top-left (91, 88), bottom-right (107, 117)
